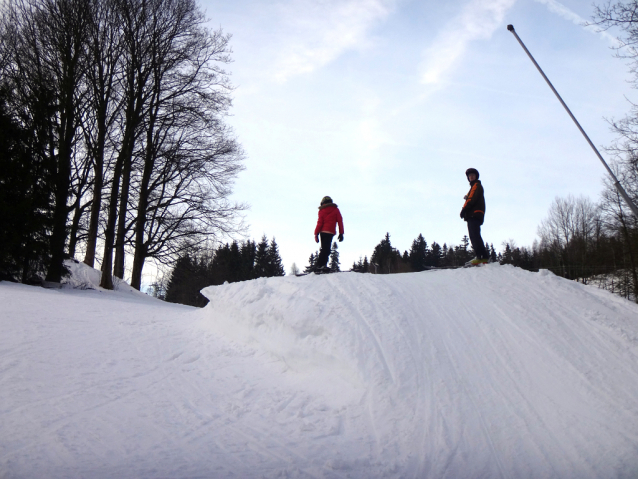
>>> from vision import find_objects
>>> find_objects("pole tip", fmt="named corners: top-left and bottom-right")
top-left (507, 24), bottom-right (515, 32)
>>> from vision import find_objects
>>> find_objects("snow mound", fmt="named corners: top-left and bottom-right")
top-left (199, 265), bottom-right (638, 478)
top-left (61, 258), bottom-right (150, 298)
top-left (2, 264), bottom-right (638, 478)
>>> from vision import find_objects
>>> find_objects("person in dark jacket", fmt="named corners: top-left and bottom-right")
top-left (314, 196), bottom-right (344, 272)
top-left (460, 168), bottom-right (489, 265)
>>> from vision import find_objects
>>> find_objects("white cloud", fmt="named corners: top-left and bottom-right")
top-left (420, 0), bottom-right (517, 85)
top-left (533, 0), bottom-right (620, 46)
top-left (272, 0), bottom-right (396, 82)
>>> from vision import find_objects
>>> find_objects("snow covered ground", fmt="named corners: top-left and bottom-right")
top-left (1, 264), bottom-right (638, 478)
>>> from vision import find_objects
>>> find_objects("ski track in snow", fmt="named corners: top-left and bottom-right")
top-left (1, 264), bottom-right (638, 478)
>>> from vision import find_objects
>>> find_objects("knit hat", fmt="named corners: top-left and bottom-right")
top-left (320, 196), bottom-right (333, 205)
top-left (465, 168), bottom-right (479, 180)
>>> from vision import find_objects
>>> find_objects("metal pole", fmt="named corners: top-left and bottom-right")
top-left (507, 24), bottom-right (638, 218)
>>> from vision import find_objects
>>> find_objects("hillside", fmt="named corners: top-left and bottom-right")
top-left (1, 264), bottom-right (638, 478)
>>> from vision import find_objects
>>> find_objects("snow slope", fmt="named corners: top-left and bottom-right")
top-left (1, 265), bottom-right (638, 478)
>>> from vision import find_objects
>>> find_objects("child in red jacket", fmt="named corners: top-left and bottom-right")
top-left (314, 196), bottom-right (344, 272)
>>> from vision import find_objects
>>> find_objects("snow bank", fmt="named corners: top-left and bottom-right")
top-left (61, 259), bottom-right (148, 298)
top-left (2, 265), bottom-right (638, 478)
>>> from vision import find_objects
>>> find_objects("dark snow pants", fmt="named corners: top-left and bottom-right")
top-left (317, 233), bottom-right (334, 268)
top-left (466, 218), bottom-right (488, 259)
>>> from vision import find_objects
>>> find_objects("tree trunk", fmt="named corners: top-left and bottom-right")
top-left (113, 153), bottom-right (131, 279)
top-left (130, 114), bottom-right (157, 290)
top-left (45, 89), bottom-right (77, 282)
top-left (99, 153), bottom-right (124, 290)
top-left (45, 174), bottom-right (71, 282)
top-left (83, 153), bottom-right (103, 268)
top-left (67, 199), bottom-right (85, 258)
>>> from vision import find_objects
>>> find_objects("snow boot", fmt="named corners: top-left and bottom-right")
top-left (465, 257), bottom-right (488, 267)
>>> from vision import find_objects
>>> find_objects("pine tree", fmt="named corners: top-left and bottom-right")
top-left (228, 241), bottom-right (243, 282)
top-left (253, 235), bottom-right (270, 278)
top-left (371, 233), bottom-right (400, 274)
top-left (304, 253), bottom-right (317, 273)
top-left (0, 85), bottom-right (53, 283)
top-left (502, 243), bottom-right (513, 264)
top-left (165, 255), bottom-right (209, 307)
top-left (352, 257), bottom-right (361, 272)
top-left (489, 243), bottom-right (497, 263)
top-left (240, 240), bottom-right (256, 280)
top-left (460, 235), bottom-right (472, 262)
top-left (409, 234), bottom-right (428, 271)
top-left (352, 256), bottom-right (371, 273)
top-left (267, 238), bottom-right (285, 276)
top-left (429, 242), bottom-right (442, 267)
top-left (329, 242), bottom-right (341, 272)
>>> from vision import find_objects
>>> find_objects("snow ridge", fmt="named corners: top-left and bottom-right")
top-left (1, 265), bottom-right (638, 478)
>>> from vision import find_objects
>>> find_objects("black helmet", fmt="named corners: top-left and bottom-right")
top-left (320, 195), bottom-right (333, 205)
top-left (465, 168), bottom-right (479, 180)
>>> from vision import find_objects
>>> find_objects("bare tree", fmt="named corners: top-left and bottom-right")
top-left (99, 0), bottom-right (156, 289)
top-left (97, 0), bottom-right (245, 290)
top-left (599, 163), bottom-right (638, 299)
top-left (81, 0), bottom-right (125, 268)
top-left (591, 1), bottom-right (638, 299)
top-left (538, 195), bottom-right (601, 278)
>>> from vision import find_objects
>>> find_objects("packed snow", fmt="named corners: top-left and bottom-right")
top-left (1, 263), bottom-right (638, 478)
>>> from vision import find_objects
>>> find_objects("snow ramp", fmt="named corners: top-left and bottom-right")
top-left (2, 265), bottom-right (638, 478)
top-left (198, 264), bottom-right (638, 478)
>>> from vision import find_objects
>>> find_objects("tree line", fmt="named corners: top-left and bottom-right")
top-left (0, 0), bottom-right (244, 289)
top-left (347, 233), bottom-right (497, 274)
top-left (499, 193), bottom-right (638, 302)
top-left (162, 236), bottom-right (285, 307)
top-left (339, 192), bottom-right (638, 302)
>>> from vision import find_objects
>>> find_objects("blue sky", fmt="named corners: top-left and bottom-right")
top-left (199, 0), bottom-right (633, 272)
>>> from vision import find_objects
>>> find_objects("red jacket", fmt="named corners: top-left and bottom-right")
top-left (314, 204), bottom-right (344, 236)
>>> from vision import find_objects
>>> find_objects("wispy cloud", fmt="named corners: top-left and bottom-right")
top-left (272, 0), bottom-right (396, 82)
top-left (420, 0), bottom-right (516, 85)
top-left (533, 0), bottom-right (620, 46)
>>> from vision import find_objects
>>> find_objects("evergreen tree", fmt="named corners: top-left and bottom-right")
top-left (457, 235), bottom-right (472, 263)
top-left (253, 235), bottom-right (270, 278)
top-left (267, 238), bottom-right (285, 276)
top-left (304, 253), bottom-right (317, 273)
top-left (352, 257), bottom-right (361, 272)
top-left (240, 240), bottom-right (256, 279)
top-left (165, 255), bottom-right (209, 307)
top-left (0, 85), bottom-right (53, 283)
top-left (228, 241), bottom-right (243, 282)
top-left (501, 243), bottom-right (514, 264)
top-left (352, 256), bottom-right (371, 273)
top-left (371, 233), bottom-right (401, 274)
top-left (489, 243), bottom-right (497, 263)
top-left (429, 242), bottom-right (442, 267)
top-left (211, 243), bottom-right (230, 284)
top-left (329, 242), bottom-right (341, 272)
top-left (409, 234), bottom-right (429, 271)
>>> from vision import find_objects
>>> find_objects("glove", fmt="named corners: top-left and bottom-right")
top-left (315, 235), bottom-right (319, 243)
top-left (460, 208), bottom-right (466, 219)
top-left (338, 233), bottom-right (344, 242)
